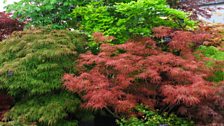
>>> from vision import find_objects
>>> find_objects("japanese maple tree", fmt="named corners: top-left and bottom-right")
top-left (167, 0), bottom-right (217, 19)
top-left (0, 12), bottom-right (24, 41)
top-left (64, 27), bottom-right (224, 124)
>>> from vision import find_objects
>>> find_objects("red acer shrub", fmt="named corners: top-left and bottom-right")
top-left (0, 12), bottom-right (24, 41)
top-left (63, 27), bottom-right (224, 124)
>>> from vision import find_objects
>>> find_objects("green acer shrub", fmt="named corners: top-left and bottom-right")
top-left (198, 46), bottom-right (224, 82)
top-left (198, 46), bottom-right (224, 61)
top-left (4, 92), bottom-right (79, 126)
top-left (72, 0), bottom-right (195, 43)
top-left (0, 29), bottom-right (88, 125)
top-left (116, 105), bottom-right (194, 126)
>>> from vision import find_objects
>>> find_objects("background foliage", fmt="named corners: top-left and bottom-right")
top-left (72, 0), bottom-right (195, 42)
top-left (5, 0), bottom-right (84, 29)
top-left (167, 0), bottom-right (216, 19)
top-left (4, 0), bottom-right (133, 29)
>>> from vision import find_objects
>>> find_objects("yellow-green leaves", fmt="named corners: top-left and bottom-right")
top-left (72, 0), bottom-right (195, 43)
top-left (0, 29), bottom-right (87, 125)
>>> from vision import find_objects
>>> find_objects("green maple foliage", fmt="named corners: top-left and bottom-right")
top-left (198, 46), bottom-right (224, 82)
top-left (0, 29), bottom-right (87, 125)
top-left (72, 0), bottom-right (195, 43)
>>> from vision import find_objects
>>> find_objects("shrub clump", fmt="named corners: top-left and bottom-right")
top-left (0, 29), bottom-right (87, 125)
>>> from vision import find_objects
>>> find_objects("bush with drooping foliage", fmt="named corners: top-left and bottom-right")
top-left (0, 29), bottom-right (88, 125)
top-left (0, 12), bottom-right (24, 41)
top-left (116, 105), bottom-right (194, 126)
top-left (63, 27), bottom-right (224, 125)
top-left (72, 0), bottom-right (195, 42)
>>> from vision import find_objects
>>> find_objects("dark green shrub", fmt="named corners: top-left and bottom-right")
top-left (0, 29), bottom-right (88, 125)
top-left (116, 105), bottom-right (194, 126)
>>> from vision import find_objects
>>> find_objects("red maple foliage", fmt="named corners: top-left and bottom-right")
top-left (198, 24), bottom-right (224, 47)
top-left (167, 0), bottom-right (218, 19)
top-left (0, 12), bottom-right (24, 41)
top-left (92, 32), bottom-right (115, 43)
top-left (63, 27), bottom-right (224, 124)
top-left (153, 26), bottom-right (211, 59)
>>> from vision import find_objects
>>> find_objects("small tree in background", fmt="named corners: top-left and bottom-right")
top-left (167, 0), bottom-right (218, 19)
top-left (0, 12), bottom-right (24, 41)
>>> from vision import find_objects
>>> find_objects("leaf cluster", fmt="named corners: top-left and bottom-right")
top-left (4, 0), bottom-right (133, 29)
